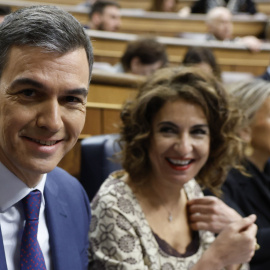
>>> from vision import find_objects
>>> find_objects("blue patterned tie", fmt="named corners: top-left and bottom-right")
top-left (20, 190), bottom-right (47, 270)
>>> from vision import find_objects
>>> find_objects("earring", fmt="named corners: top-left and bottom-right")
top-left (244, 144), bottom-right (254, 157)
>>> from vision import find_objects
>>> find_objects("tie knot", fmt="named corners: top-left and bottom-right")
top-left (22, 190), bottom-right (42, 221)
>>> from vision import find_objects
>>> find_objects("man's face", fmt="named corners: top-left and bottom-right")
top-left (209, 12), bottom-right (233, 40)
top-left (130, 57), bottom-right (164, 76)
top-left (97, 6), bottom-right (121, 31)
top-left (0, 46), bottom-right (90, 186)
top-left (162, 0), bottom-right (176, 12)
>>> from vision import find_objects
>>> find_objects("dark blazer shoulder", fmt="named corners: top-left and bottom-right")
top-left (45, 167), bottom-right (90, 270)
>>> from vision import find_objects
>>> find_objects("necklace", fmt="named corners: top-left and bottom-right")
top-left (154, 190), bottom-right (179, 222)
top-left (164, 205), bottom-right (175, 222)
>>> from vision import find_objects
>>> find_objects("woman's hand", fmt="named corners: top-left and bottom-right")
top-left (188, 196), bottom-right (242, 233)
top-left (210, 215), bottom-right (258, 267)
top-left (193, 215), bottom-right (258, 270)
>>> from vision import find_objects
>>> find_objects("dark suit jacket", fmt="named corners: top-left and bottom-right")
top-left (0, 167), bottom-right (91, 270)
top-left (222, 160), bottom-right (270, 270)
top-left (191, 0), bottom-right (257, 14)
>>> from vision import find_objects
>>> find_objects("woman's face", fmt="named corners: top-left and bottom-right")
top-left (249, 96), bottom-right (270, 167)
top-left (148, 99), bottom-right (210, 188)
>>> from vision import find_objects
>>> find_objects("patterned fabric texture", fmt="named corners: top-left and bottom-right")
top-left (89, 170), bottom-right (249, 270)
top-left (20, 190), bottom-right (46, 270)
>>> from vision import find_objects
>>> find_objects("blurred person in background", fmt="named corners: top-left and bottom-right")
top-left (114, 37), bottom-right (168, 76)
top-left (191, 79), bottom-right (270, 270)
top-left (223, 79), bottom-right (270, 270)
top-left (149, 0), bottom-right (179, 12)
top-left (182, 46), bottom-right (222, 80)
top-left (85, 0), bottom-right (121, 31)
top-left (179, 0), bottom-right (257, 16)
top-left (93, 37), bottom-right (168, 76)
top-left (206, 7), bottom-right (261, 52)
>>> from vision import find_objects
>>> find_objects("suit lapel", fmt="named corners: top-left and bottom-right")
top-left (0, 226), bottom-right (8, 270)
top-left (44, 174), bottom-right (82, 270)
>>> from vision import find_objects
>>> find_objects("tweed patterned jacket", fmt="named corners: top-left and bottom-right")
top-left (89, 170), bottom-right (249, 270)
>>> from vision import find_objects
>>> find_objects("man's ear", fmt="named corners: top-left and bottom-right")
top-left (239, 126), bottom-right (252, 143)
top-left (91, 13), bottom-right (101, 26)
top-left (130, 57), bottom-right (141, 73)
top-left (206, 21), bottom-right (212, 33)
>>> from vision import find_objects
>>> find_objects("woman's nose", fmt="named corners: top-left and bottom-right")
top-left (173, 135), bottom-right (193, 154)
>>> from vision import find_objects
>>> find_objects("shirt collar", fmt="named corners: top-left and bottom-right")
top-left (0, 162), bottom-right (47, 212)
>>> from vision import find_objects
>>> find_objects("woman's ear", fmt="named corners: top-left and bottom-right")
top-left (239, 126), bottom-right (252, 143)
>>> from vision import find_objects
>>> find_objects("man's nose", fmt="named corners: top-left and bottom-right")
top-left (36, 100), bottom-right (63, 132)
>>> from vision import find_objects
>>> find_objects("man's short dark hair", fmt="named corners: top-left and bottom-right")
top-left (0, 5), bottom-right (93, 83)
top-left (121, 37), bottom-right (168, 72)
top-left (89, 0), bottom-right (120, 18)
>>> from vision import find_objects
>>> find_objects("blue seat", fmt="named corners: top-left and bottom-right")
top-left (80, 134), bottom-right (122, 201)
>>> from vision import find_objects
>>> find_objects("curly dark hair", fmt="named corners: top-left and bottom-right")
top-left (118, 66), bottom-right (243, 195)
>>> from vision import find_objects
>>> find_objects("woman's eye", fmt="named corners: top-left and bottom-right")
top-left (159, 126), bottom-right (176, 133)
top-left (192, 129), bottom-right (207, 135)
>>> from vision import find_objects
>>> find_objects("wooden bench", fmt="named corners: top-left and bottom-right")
top-left (119, 11), bottom-right (267, 38)
top-left (87, 29), bottom-right (270, 76)
top-left (0, 0), bottom-right (267, 38)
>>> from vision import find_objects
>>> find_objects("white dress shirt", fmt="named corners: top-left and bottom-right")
top-left (0, 162), bottom-right (52, 270)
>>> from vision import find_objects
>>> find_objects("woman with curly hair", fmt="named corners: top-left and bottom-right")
top-left (89, 67), bottom-right (257, 269)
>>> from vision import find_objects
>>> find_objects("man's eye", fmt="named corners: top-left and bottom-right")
top-left (65, 96), bottom-right (82, 103)
top-left (21, 89), bottom-right (36, 97)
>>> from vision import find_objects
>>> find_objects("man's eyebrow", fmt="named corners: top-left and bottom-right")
top-left (65, 88), bottom-right (88, 98)
top-left (10, 78), bottom-right (44, 89)
top-left (9, 78), bottom-right (88, 97)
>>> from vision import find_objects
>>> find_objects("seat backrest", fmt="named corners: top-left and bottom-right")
top-left (80, 134), bottom-right (122, 201)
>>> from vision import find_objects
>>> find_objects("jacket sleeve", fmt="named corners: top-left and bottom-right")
top-left (88, 195), bottom-right (149, 270)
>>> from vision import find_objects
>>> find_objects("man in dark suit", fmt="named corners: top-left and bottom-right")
top-left (0, 5), bottom-right (93, 270)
